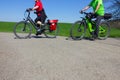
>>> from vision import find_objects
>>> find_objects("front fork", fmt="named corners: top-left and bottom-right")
top-left (21, 19), bottom-right (28, 32)
top-left (25, 17), bottom-right (39, 30)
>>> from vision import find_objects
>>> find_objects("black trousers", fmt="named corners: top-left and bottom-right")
top-left (94, 15), bottom-right (103, 37)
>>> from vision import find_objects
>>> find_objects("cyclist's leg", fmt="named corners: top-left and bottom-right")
top-left (35, 16), bottom-right (43, 35)
top-left (35, 16), bottom-right (42, 26)
top-left (95, 16), bottom-right (103, 38)
top-left (35, 15), bottom-right (47, 35)
top-left (35, 15), bottom-right (47, 26)
top-left (35, 10), bottom-right (47, 35)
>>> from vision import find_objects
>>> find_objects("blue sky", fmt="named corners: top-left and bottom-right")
top-left (0, 0), bottom-right (109, 23)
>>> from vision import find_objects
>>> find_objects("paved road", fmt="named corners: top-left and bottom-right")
top-left (0, 32), bottom-right (120, 80)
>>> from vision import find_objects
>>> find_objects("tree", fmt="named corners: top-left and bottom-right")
top-left (104, 0), bottom-right (120, 20)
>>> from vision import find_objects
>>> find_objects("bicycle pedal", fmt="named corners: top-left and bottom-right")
top-left (36, 31), bottom-right (42, 35)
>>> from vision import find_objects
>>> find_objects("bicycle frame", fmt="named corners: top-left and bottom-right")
top-left (86, 18), bottom-right (95, 32)
top-left (82, 13), bottom-right (106, 34)
top-left (24, 11), bottom-right (39, 30)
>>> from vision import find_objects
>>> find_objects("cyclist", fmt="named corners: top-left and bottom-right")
top-left (31, 0), bottom-right (47, 35)
top-left (81, 0), bottom-right (105, 39)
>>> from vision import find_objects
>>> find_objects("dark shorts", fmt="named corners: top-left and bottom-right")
top-left (35, 9), bottom-right (47, 23)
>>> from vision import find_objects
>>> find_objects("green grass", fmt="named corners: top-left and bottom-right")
top-left (57, 23), bottom-right (71, 36)
top-left (110, 28), bottom-right (120, 38)
top-left (0, 22), bottom-right (15, 32)
top-left (0, 21), bottom-right (120, 38)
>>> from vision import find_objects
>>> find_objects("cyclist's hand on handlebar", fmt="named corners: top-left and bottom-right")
top-left (80, 10), bottom-right (84, 14)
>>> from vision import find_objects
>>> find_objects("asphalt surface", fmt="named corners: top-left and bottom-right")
top-left (0, 32), bottom-right (120, 80)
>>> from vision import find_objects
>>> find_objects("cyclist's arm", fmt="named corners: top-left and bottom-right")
top-left (32, 6), bottom-right (39, 10)
top-left (81, 6), bottom-right (90, 12)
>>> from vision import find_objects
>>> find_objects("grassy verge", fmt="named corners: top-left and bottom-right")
top-left (0, 22), bottom-right (15, 32)
top-left (110, 28), bottom-right (120, 38)
top-left (0, 21), bottom-right (120, 38)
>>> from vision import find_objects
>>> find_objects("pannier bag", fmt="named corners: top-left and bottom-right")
top-left (49, 20), bottom-right (58, 30)
top-left (104, 13), bottom-right (112, 19)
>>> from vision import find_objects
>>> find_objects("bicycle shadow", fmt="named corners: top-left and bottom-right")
top-left (14, 35), bottom-right (56, 39)
top-left (31, 35), bottom-right (56, 39)
top-left (31, 35), bottom-right (46, 39)
top-left (66, 37), bottom-right (96, 41)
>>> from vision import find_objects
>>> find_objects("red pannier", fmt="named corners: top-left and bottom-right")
top-left (48, 20), bottom-right (58, 30)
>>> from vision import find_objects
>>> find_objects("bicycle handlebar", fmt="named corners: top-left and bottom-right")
top-left (80, 11), bottom-right (93, 15)
top-left (80, 11), bottom-right (96, 19)
top-left (24, 8), bottom-right (38, 19)
top-left (26, 8), bottom-right (32, 12)
top-left (24, 8), bottom-right (32, 19)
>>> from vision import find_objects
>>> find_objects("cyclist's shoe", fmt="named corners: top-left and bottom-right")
top-left (90, 31), bottom-right (95, 36)
top-left (91, 31), bottom-right (98, 38)
top-left (90, 32), bottom-right (96, 41)
top-left (36, 29), bottom-right (42, 36)
top-left (94, 35), bottom-right (98, 39)
top-left (93, 33), bottom-right (98, 39)
top-left (90, 36), bottom-right (95, 41)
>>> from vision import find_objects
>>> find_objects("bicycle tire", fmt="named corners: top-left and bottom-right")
top-left (70, 21), bottom-right (86, 40)
top-left (98, 21), bottom-right (110, 40)
top-left (13, 21), bottom-right (32, 39)
top-left (44, 24), bottom-right (59, 38)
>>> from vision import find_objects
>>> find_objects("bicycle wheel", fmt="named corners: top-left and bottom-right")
top-left (13, 21), bottom-right (32, 39)
top-left (70, 21), bottom-right (86, 40)
top-left (44, 24), bottom-right (59, 38)
top-left (98, 21), bottom-right (110, 40)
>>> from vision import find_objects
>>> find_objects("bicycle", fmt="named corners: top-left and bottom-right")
top-left (70, 12), bottom-right (112, 40)
top-left (13, 8), bottom-right (59, 39)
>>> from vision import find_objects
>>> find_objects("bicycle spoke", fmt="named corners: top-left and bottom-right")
top-left (70, 21), bottom-right (86, 40)
top-left (14, 21), bottom-right (32, 39)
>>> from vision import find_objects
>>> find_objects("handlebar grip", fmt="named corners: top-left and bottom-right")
top-left (80, 11), bottom-right (84, 14)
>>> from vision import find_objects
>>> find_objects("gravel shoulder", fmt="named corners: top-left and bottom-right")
top-left (0, 32), bottom-right (120, 80)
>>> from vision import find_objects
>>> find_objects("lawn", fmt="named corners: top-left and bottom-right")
top-left (0, 21), bottom-right (120, 38)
